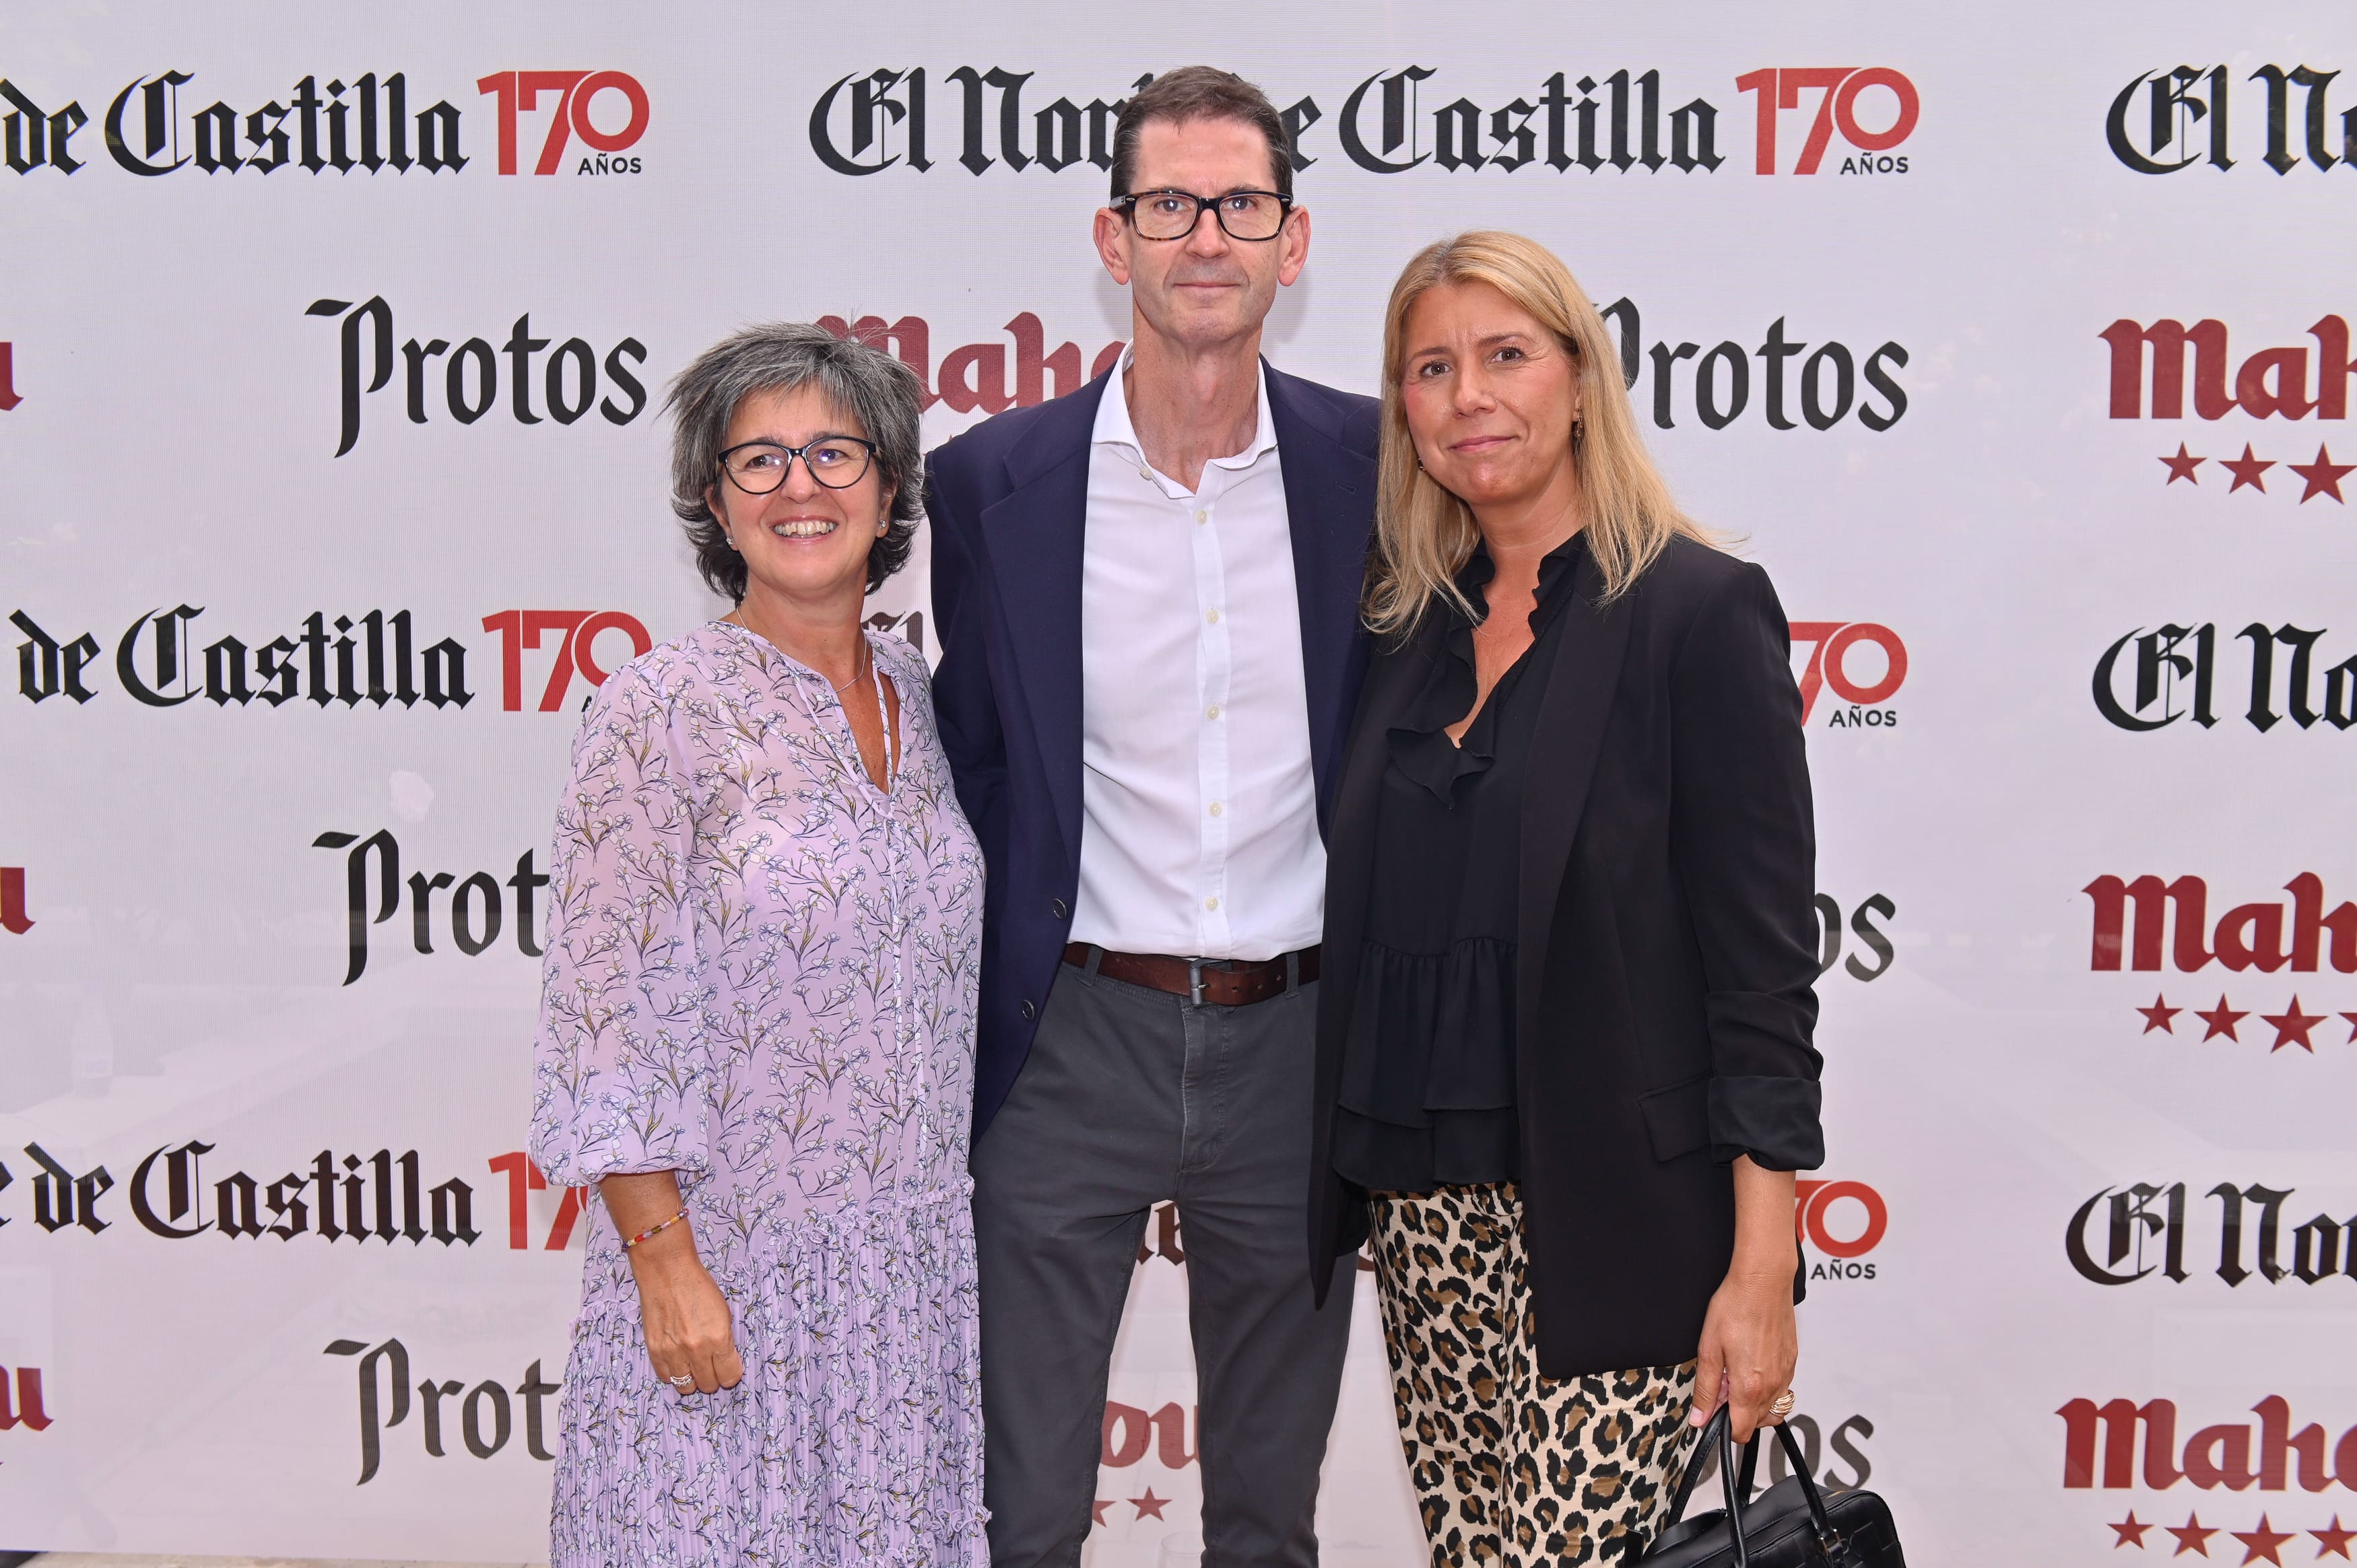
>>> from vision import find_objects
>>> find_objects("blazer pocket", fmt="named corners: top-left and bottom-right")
top-left (1637, 1075), bottom-right (1712, 1163)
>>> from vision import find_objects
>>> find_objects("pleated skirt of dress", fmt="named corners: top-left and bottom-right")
top-left (550, 1183), bottom-right (988, 1567)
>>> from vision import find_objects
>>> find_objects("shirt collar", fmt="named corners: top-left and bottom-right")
top-left (1092, 347), bottom-right (1279, 477)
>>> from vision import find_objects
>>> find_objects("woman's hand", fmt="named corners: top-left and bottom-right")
top-left (1689, 1155), bottom-right (1799, 1443)
top-left (601, 1172), bottom-right (745, 1398)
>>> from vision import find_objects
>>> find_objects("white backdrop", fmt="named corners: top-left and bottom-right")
top-left (3, 3), bottom-right (2355, 1563)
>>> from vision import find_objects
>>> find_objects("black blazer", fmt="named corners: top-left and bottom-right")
top-left (927, 364), bottom-right (1379, 1137)
top-left (1308, 534), bottom-right (1824, 1379)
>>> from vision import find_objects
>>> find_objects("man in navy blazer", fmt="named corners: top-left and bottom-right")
top-left (927, 67), bottom-right (1377, 1568)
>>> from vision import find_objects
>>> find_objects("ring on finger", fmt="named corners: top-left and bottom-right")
top-left (1768, 1389), bottom-right (1795, 1418)
top-left (668, 1373), bottom-right (694, 1390)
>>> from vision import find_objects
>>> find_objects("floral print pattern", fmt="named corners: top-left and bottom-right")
top-left (529, 620), bottom-right (987, 1567)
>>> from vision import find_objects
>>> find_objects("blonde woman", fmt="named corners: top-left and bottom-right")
top-left (1306, 232), bottom-right (1824, 1566)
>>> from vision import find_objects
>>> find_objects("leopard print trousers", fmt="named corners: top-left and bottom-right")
top-left (1370, 1182), bottom-right (1700, 1567)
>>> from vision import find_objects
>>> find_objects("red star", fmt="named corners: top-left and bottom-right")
top-left (2230, 1514), bottom-right (2294, 1565)
top-left (2137, 995), bottom-right (2182, 1034)
top-left (2160, 444), bottom-right (2207, 484)
top-left (2113, 1511), bottom-right (2155, 1547)
top-left (2312, 1515), bottom-right (2356, 1559)
top-left (1090, 1498), bottom-right (1113, 1527)
top-left (2287, 444), bottom-right (2356, 503)
top-left (2342, 1012), bottom-right (2357, 1044)
top-left (2193, 996), bottom-right (2248, 1042)
top-left (1131, 1487), bottom-right (1170, 1521)
top-left (2168, 1513), bottom-right (2219, 1556)
top-left (2221, 445), bottom-right (2276, 493)
top-left (2260, 996), bottom-right (2325, 1052)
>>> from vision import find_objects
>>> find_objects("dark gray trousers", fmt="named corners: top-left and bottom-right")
top-left (972, 953), bottom-right (1356, 1567)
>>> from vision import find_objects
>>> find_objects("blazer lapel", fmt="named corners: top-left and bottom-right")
top-left (1265, 365), bottom-right (1374, 834)
top-left (1515, 548), bottom-right (1634, 1045)
top-left (978, 372), bottom-right (1111, 873)
top-left (1317, 624), bottom-right (1433, 1056)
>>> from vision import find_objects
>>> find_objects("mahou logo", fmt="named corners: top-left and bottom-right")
top-left (1790, 621), bottom-right (1906, 727)
top-left (1735, 68), bottom-right (1919, 175)
top-left (2104, 314), bottom-right (2357, 505)
top-left (2067, 1180), bottom-right (2357, 1287)
top-left (2082, 873), bottom-right (2356, 1054)
top-left (2108, 65), bottom-right (2355, 175)
top-left (2094, 623), bottom-right (2357, 732)
top-left (0, 1366), bottom-right (53, 1433)
top-left (0, 338), bottom-right (20, 409)
top-left (475, 71), bottom-right (648, 176)
top-left (1, 864), bottom-right (28, 935)
top-left (820, 312), bottom-right (1125, 415)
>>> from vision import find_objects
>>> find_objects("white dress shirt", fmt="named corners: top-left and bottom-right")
top-left (1069, 356), bottom-right (1327, 961)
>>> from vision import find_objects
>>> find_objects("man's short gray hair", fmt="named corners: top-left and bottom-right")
top-left (665, 322), bottom-right (925, 601)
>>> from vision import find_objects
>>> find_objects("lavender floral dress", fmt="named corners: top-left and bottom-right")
top-left (529, 621), bottom-right (987, 1567)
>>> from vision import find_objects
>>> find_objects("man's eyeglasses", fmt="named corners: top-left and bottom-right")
top-left (717, 437), bottom-right (878, 493)
top-left (1114, 189), bottom-right (1294, 242)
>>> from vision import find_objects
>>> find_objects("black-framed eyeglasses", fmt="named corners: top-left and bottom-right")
top-left (1115, 188), bottom-right (1294, 242)
top-left (717, 436), bottom-right (878, 493)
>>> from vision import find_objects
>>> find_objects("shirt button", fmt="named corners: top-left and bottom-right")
top-left (1205, 609), bottom-right (1221, 625)
top-left (1138, 465), bottom-right (1152, 481)
top-left (1020, 998), bottom-right (1037, 1021)
top-left (1208, 802), bottom-right (1224, 817)
top-left (1195, 508), bottom-right (1208, 524)
top-left (1204, 896), bottom-right (1220, 912)
top-left (1205, 704), bottom-right (1221, 720)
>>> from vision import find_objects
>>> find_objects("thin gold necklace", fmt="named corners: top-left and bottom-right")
top-left (732, 609), bottom-right (867, 693)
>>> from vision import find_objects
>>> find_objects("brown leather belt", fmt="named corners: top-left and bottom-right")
top-left (1063, 943), bottom-right (1321, 1007)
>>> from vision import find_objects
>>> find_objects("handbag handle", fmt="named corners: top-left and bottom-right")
top-left (1661, 1407), bottom-right (1849, 1565)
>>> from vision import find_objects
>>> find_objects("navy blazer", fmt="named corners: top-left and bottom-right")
top-left (925, 363), bottom-right (1380, 1136)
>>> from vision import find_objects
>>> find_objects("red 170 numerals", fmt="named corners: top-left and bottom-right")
top-left (488, 1152), bottom-right (588, 1250)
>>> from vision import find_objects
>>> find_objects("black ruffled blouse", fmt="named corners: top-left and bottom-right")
top-left (1331, 533), bottom-right (1586, 1194)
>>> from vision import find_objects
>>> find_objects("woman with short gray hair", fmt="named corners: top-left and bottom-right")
top-left (529, 322), bottom-right (987, 1565)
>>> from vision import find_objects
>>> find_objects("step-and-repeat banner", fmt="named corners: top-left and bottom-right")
top-left (3, 3), bottom-right (2353, 1562)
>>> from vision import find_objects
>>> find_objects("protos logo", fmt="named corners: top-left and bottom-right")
top-left (1735, 69), bottom-right (1919, 174)
top-left (311, 829), bottom-right (550, 986)
top-left (306, 296), bottom-right (649, 456)
top-left (475, 71), bottom-right (648, 176)
top-left (1795, 1178), bottom-right (1887, 1281)
top-left (323, 1337), bottom-right (559, 1485)
top-left (1791, 621), bottom-right (1906, 726)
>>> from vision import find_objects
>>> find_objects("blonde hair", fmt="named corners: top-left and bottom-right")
top-left (1366, 230), bottom-right (1719, 638)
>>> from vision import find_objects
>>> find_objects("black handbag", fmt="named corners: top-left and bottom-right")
top-left (1640, 1407), bottom-right (1906, 1566)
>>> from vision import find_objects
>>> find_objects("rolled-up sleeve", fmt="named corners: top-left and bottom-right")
top-left (1667, 561), bottom-right (1824, 1171)
top-left (527, 664), bottom-right (711, 1190)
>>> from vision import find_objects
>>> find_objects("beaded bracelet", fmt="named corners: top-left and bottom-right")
top-left (622, 1207), bottom-right (690, 1251)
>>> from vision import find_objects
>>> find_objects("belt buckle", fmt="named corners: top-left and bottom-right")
top-left (1188, 958), bottom-right (1205, 1008)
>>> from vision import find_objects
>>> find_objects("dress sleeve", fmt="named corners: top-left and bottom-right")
top-left (527, 662), bottom-right (711, 1189)
top-left (1667, 560), bottom-right (1826, 1171)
